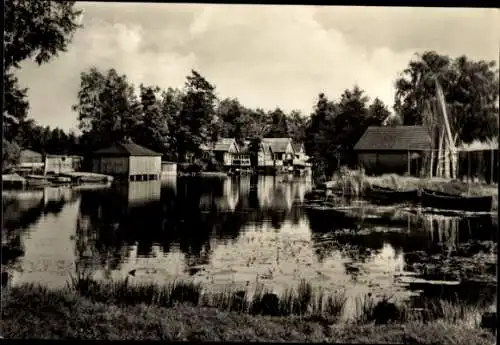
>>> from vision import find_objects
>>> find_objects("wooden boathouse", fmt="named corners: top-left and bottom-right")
top-left (354, 126), bottom-right (433, 176)
top-left (92, 140), bottom-right (162, 181)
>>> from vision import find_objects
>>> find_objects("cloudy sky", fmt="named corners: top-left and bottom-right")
top-left (17, 3), bottom-right (499, 132)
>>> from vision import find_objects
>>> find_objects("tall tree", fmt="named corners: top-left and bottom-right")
top-left (287, 110), bottom-right (308, 144)
top-left (304, 93), bottom-right (338, 174)
top-left (4, 0), bottom-right (83, 71)
top-left (160, 87), bottom-right (185, 161)
top-left (367, 98), bottom-right (391, 127)
top-left (394, 51), bottom-right (499, 143)
top-left (3, 0), bottom-right (82, 164)
top-left (176, 70), bottom-right (218, 162)
top-left (133, 84), bottom-right (170, 155)
top-left (72, 67), bottom-right (142, 152)
top-left (333, 86), bottom-right (371, 151)
top-left (266, 108), bottom-right (289, 137)
top-left (216, 98), bottom-right (251, 143)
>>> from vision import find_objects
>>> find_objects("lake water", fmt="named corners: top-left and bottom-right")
top-left (2, 175), bottom-right (497, 314)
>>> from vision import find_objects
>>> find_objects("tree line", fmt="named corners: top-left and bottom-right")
top-left (3, 1), bottom-right (499, 176)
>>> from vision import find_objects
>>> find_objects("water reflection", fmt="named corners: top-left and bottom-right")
top-left (2, 175), bottom-right (496, 308)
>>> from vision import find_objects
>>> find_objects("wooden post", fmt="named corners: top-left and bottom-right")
top-left (490, 149), bottom-right (494, 185)
top-left (407, 147), bottom-right (411, 176)
top-left (467, 151), bottom-right (471, 184)
top-left (429, 148), bottom-right (434, 178)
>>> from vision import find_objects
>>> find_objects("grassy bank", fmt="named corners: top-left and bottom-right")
top-left (1, 284), bottom-right (495, 343)
top-left (365, 174), bottom-right (497, 197)
top-left (314, 168), bottom-right (498, 209)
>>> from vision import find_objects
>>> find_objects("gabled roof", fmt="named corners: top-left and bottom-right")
top-left (20, 149), bottom-right (42, 157)
top-left (354, 126), bottom-right (432, 151)
top-left (262, 138), bottom-right (294, 153)
top-left (94, 141), bottom-right (162, 156)
top-left (213, 138), bottom-right (238, 152)
top-left (238, 140), bottom-right (272, 154)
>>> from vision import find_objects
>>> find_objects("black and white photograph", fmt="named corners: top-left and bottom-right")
top-left (2, 1), bottom-right (499, 343)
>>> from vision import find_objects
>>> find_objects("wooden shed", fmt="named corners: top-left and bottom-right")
top-left (44, 155), bottom-right (74, 175)
top-left (92, 141), bottom-right (162, 181)
top-left (17, 149), bottom-right (44, 173)
top-left (354, 126), bottom-right (433, 176)
top-left (262, 138), bottom-right (295, 164)
top-left (457, 139), bottom-right (498, 184)
top-left (212, 138), bottom-right (240, 167)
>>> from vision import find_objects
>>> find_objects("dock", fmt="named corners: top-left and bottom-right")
top-left (58, 172), bottom-right (114, 184)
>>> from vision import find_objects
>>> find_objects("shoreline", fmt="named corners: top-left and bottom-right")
top-left (314, 173), bottom-right (498, 211)
top-left (1, 283), bottom-right (495, 343)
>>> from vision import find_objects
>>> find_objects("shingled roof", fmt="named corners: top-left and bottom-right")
top-left (262, 138), bottom-right (294, 153)
top-left (93, 141), bottom-right (162, 156)
top-left (354, 126), bottom-right (432, 151)
top-left (213, 138), bottom-right (238, 152)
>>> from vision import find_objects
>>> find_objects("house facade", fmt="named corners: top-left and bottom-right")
top-left (44, 155), bottom-right (74, 175)
top-left (205, 137), bottom-right (310, 174)
top-left (354, 126), bottom-right (433, 176)
top-left (92, 141), bottom-right (162, 181)
top-left (261, 138), bottom-right (295, 171)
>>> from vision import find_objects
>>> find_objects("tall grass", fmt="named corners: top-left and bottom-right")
top-left (330, 166), bottom-right (369, 197)
top-left (62, 272), bottom-right (489, 327)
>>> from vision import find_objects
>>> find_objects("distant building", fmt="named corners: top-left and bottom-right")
top-left (212, 138), bottom-right (241, 167)
top-left (292, 142), bottom-right (310, 166)
top-left (262, 138), bottom-right (295, 170)
top-left (161, 161), bottom-right (177, 176)
top-left (92, 141), bottom-right (162, 181)
top-left (17, 149), bottom-right (44, 173)
top-left (203, 137), bottom-right (310, 174)
top-left (44, 155), bottom-right (74, 175)
top-left (71, 155), bottom-right (84, 172)
top-left (354, 126), bottom-right (433, 176)
top-left (457, 138), bottom-right (498, 184)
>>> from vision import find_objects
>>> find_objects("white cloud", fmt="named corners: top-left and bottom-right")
top-left (15, 4), bottom-right (499, 132)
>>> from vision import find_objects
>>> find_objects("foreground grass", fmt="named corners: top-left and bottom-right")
top-left (1, 284), bottom-right (495, 343)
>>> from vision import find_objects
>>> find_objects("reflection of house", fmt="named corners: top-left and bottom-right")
top-left (222, 178), bottom-right (239, 211)
top-left (354, 126), bottom-right (432, 176)
top-left (45, 155), bottom-right (74, 175)
top-left (92, 141), bottom-right (162, 181)
top-left (121, 180), bottom-right (162, 208)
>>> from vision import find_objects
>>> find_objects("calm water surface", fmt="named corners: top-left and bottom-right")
top-left (2, 175), bottom-right (497, 312)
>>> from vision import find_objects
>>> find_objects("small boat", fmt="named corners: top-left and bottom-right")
top-left (364, 185), bottom-right (420, 204)
top-left (421, 189), bottom-right (493, 212)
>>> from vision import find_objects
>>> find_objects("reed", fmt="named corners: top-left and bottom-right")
top-left (62, 273), bottom-right (491, 327)
top-left (329, 166), bottom-right (369, 197)
top-left (3, 284), bottom-right (495, 343)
